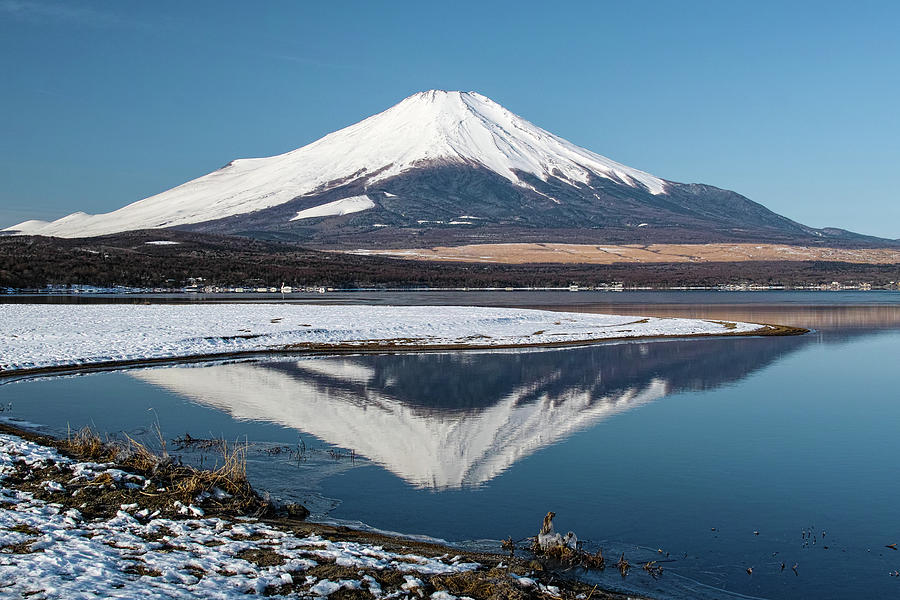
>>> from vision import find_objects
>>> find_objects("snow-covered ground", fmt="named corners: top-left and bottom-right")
top-left (0, 304), bottom-right (765, 374)
top-left (0, 432), bottom-right (483, 599)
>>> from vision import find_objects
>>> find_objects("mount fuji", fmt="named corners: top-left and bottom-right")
top-left (3, 90), bottom-right (883, 246)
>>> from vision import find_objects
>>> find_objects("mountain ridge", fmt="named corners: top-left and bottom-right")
top-left (4, 90), bottom-right (893, 247)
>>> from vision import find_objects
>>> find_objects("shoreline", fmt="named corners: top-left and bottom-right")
top-left (0, 322), bottom-right (807, 382)
top-left (0, 421), bottom-right (647, 599)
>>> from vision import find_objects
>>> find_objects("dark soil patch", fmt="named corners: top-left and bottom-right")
top-left (0, 540), bottom-right (39, 554)
top-left (183, 565), bottom-right (206, 581)
top-left (8, 523), bottom-right (41, 536)
top-left (123, 562), bottom-right (162, 578)
top-left (235, 547), bottom-right (287, 567)
top-left (305, 562), bottom-right (374, 582)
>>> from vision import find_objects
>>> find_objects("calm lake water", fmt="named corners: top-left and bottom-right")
top-left (2, 292), bottom-right (899, 599)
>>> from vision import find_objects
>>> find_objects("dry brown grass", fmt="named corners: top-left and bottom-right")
top-left (347, 242), bottom-right (900, 265)
top-left (432, 568), bottom-right (529, 600)
top-left (122, 427), bottom-right (250, 503)
top-left (123, 433), bottom-right (165, 472)
top-left (615, 553), bottom-right (631, 577)
top-left (642, 560), bottom-right (664, 578)
top-left (528, 535), bottom-right (610, 572)
top-left (501, 536), bottom-right (516, 556)
top-left (536, 542), bottom-right (579, 564)
top-left (235, 547), bottom-right (287, 568)
top-left (170, 439), bottom-right (250, 502)
top-left (65, 426), bottom-right (119, 462)
top-left (58, 424), bottom-right (264, 516)
top-left (582, 548), bottom-right (606, 570)
top-left (136, 436), bottom-right (260, 514)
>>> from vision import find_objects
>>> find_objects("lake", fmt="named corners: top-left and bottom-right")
top-left (2, 291), bottom-right (899, 599)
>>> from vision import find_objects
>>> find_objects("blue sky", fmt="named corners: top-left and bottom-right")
top-left (1, 0), bottom-right (898, 238)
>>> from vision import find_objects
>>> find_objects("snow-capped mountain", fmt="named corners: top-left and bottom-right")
top-left (3, 90), bottom-right (873, 245)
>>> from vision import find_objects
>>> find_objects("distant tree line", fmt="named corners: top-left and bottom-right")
top-left (1, 232), bottom-right (898, 290)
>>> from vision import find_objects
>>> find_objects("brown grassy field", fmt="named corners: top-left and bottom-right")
top-left (346, 242), bottom-right (900, 265)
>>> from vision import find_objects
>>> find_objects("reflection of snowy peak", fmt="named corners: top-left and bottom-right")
top-left (130, 336), bottom-right (811, 488)
top-left (132, 359), bottom-right (668, 489)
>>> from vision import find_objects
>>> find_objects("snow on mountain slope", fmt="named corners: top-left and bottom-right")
top-left (6, 90), bottom-right (667, 238)
top-left (291, 195), bottom-right (375, 221)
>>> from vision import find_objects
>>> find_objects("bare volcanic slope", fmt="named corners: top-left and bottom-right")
top-left (5, 90), bottom-right (893, 247)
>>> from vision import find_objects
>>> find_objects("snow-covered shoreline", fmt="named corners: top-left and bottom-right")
top-left (0, 429), bottom-right (518, 599)
top-left (0, 426), bottom-right (637, 599)
top-left (0, 304), bottom-right (774, 375)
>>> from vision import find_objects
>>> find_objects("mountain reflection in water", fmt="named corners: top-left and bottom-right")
top-left (132, 334), bottom-right (811, 489)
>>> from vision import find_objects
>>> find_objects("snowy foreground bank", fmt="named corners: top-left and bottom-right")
top-left (1, 304), bottom-right (768, 374)
top-left (0, 430), bottom-right (625, 599)
top-left (0, 432), bottom-right (467, 598)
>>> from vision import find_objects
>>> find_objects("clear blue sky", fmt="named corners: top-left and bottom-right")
top-left (1, 0), bottom-right (898, 238)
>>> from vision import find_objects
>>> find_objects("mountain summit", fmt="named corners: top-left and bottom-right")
top-left (3, 90), bottom-right (880, 245)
